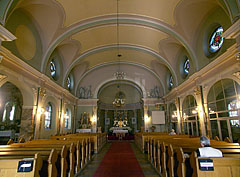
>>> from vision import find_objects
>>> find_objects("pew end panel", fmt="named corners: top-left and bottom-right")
top-left (190, 151), bottom-right (240, 177)
top-left (0, 153), bottom-right (42, 177)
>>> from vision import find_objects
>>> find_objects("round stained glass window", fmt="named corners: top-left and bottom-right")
top-left (50, 61), bottom-right (56, 78)
top-left (209, 26), bottom-right (224, 53)
top-left (183, 58), bottom-right (190, 75)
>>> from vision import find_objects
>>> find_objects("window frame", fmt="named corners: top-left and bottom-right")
top-left (45, 102), bottom-right (52, 129)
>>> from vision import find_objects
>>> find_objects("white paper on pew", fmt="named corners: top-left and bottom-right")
top-left (200, 162), bottom-right (213, 167)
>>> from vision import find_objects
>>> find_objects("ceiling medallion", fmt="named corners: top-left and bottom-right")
top-left (114, 71), bottom-right (126, 80)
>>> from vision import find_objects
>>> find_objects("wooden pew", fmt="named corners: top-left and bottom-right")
top-left (151, 136), bottom-right (239, 166)
top-left (50, 136), bottom-right (91, 162)
top-left (190, 152), bottom-right (240, 177)
top-left (0, 149), bottom-right (57, 177)
top-left (51, 132), bottom-right (107, 154)
top-left (10, 139), bottom-right (85, 172)
top-left (0, 153), bottom-right (42, 177)
top-left (7, 140), bottom-right (78, 177)
top-left (135, 132), bottom-right (170, 153)
top-left (147, 135), bottom-right (239, 177)
top-left (148, 135), bottom-right (193, 165)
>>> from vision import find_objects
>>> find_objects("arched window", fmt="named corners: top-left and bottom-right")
top-left (169, 103), bottom-right (177, 132)
top-left (45, 102), bottom-right (52, 129)
top-left (0, 82), bottom-right (22, 133)
top-left (169, 75), bottom-right (173, 90)
top-left (2, 102), bottom-right (15, 122)
top-left (207, 79), bottom-right (240, 142)
top-left (183, 58), bottom-right (190, 75)
top-left (169, 103), bottom-right (177, 121)
top-left (209, 26), bottom-right (224, 53)
top-left (67, 76), bottom-right (71, 90)
top-left (182, 95), bottom-right (199, 136)
top-left (64, 108), bottom-right (71, 129)
top-left (50, 61), bottom-right (56, 78)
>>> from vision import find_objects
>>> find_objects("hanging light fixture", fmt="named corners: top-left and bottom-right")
top-left (113, 0), bottom-right (125, 108)
top-left (113, 85), bottom-right (125, 107)
top-left (114, 0), bottom-right (126, 80)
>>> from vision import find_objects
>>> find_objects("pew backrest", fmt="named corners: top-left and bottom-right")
top-left (190, 152), bottom-right (240, 177)
top-left (0, 153), bottom-right (42, 177)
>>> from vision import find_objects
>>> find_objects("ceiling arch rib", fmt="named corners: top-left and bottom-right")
top-left (97, 80), bottom-right (143, 99)
top-left (63, 44), bottom-right (178, 87)
top-left (75, 61), bottom-right (166, 97)
top-left (41, 14), bottom-right (198, 73)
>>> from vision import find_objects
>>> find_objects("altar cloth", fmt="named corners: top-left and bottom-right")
top-left (113, 130), bottom-right (128, 134)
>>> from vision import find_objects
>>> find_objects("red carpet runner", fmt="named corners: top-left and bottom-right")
top-left (93, 142), bottom-right (145, 177)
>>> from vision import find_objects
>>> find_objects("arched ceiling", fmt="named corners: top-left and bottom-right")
top-left (2, 0), bottom-right (235, 99)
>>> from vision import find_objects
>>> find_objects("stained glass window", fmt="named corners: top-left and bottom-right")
top-left (184, 58), bottom-right (190, 75)
top-left (67, 76), bottom-right (71, 90)
top-left (64, 108), bottom-right (71, 129)
top-left (50, 61), bottom-right (56, 78)
top-left (209, 26), bottom-right (224, 53)
top-left (45, 103), bottom-right (52, 129)
top-left (169, 75), bottom-right (173, 89)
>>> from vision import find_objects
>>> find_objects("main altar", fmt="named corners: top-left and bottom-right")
top-left (109, 111), bottom-right (132, 139)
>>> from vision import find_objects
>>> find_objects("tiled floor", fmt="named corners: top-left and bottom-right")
top-left (75, 141), bottom-right (160, 177)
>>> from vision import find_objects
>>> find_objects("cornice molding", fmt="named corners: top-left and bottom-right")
top-left (0, 73), bottom-right (7, 82)
top-left (0, 24), bottom-right (16, 42)
top-left (77, 98), bottom-right (98, 106)
top-left (142, 98), bottom-right (164, 105)
top-left (164, 44), bottom-right (238, 101)
top-left (222, 19), bottom-right (240, 39)
top-left (0, 46), bottom-right (77, 102)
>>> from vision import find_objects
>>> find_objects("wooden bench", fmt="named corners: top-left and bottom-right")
top-left (0, 149), bottom-right (57, 177)
top-left (190, 152), bottom-right (240, 177)
top-left (142, 135), bottom-right (240, 177)
top-left (5, 140), bottom-right (79, 177)
top-left (9, 139), bottom-right (86, 171)
top-left (52, 132), bottom-right (107, 153)
top-left (150, 136), bottom-right (239, 167)
top-left (0, 153), bottom-right (42, 177)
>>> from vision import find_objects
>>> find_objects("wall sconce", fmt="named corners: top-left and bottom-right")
top-left (172, 111), bottom-right (177, 118)
top-left (208, 108), bottom-right (215, 113)
top-left (192, 108), bottom-right (198, 114)
top-left (37, 107), bottom-right (44, 116)
top-left (144, 114), bottom-right (150, 123)
top-left (92, 114), bottom-right (97, 123)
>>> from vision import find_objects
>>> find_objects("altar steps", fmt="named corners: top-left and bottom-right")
top-left (108, 134), bottom-right (134, 140)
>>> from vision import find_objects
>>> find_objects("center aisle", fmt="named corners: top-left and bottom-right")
top-left (93, 142), bottom-right (145, 177)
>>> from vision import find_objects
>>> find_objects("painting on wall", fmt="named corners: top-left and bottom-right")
top-left (132, 117), bottom-right (136, 124)
top-left (105, 118), bottom-right (110, 125)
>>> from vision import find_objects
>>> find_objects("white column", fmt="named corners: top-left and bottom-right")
top-left (194, 86), bottom-right (206, 136)
top-left (33, 88), bottom-right (46, 139)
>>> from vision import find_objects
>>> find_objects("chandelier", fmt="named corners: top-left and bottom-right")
top-left (113, 87), bottom-right (125, 107)
top-left (112, 1), bottom-right (125, 108)
top-left (113, 98), bottom-right (125, 107)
